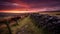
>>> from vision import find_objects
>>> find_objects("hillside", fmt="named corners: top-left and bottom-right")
top-left (0, 13), bottom-right (60, 34)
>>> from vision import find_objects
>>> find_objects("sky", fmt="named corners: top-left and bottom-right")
top-left (0, 0), bottom-right (60, 13)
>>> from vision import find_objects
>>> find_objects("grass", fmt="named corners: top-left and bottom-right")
top-left (1, 16), bottom-right (43, 34)
top-left (10, 16), bottom-right (43, 34)
top-left (11, 16), bottom-right (31, 34)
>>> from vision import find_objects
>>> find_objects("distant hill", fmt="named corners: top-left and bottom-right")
top-left (0, 11), bottom-right (60, 17)
top-left (0, 13), bottom-right (26, 17)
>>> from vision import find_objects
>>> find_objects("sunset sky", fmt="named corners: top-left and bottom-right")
top-left (0, 0), bottom-right (60, 13)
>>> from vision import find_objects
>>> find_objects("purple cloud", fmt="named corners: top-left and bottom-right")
top-left (0, 0), bottom-right (60, 11)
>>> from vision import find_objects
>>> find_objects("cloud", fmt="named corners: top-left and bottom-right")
top-left (0, 1), bottom-right (27, 10)
top-left (28, 1), bottom-right (60, 8)
top-left (19, 0), bottom-right (60, 10)
top-left (0, 0), bottom-right (60, 11)
top-left (20, 0), bottom-right (60, 4)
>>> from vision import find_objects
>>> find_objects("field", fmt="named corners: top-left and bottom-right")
top-left (0, 12), bottom-right (60, 34)
top-left (0, 15), bottom-right (41, 34)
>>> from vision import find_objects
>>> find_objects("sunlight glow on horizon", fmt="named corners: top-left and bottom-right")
top-left (0, 7), bottom-right (60, 13)
top-left (0, 11), bottom-right (39, 13)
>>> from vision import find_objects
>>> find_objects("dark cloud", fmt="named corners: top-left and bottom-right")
top-left (0, 1), bottom-right (26, 10)
top-left (29, 2), bottom-right (60, 8)
top-left (0, 0), bottom-right (60, 11)
top-left (20, 0), bottom-right (60, 4)
top-left (20, 0), bottom-right (60, 8)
